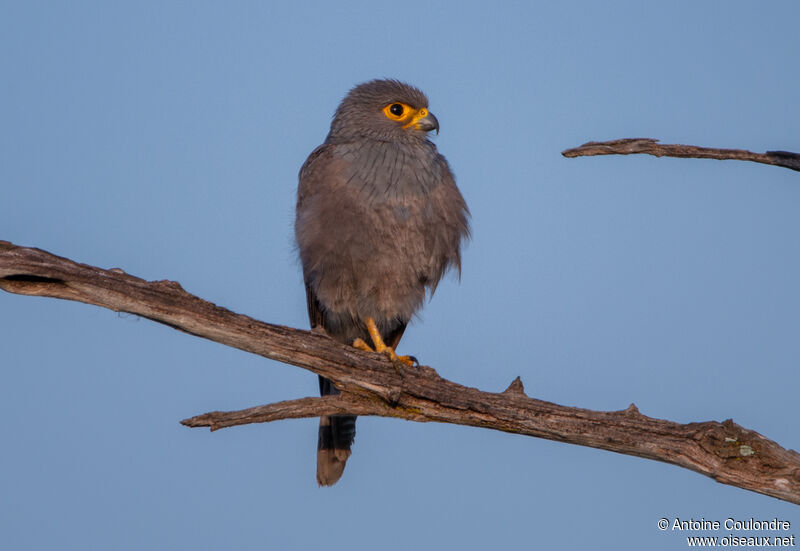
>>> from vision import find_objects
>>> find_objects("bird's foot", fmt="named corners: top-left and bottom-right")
top-left (352, 317), bottom-right (418, 367)
top-left (352, 338), bottom-right (417, 367)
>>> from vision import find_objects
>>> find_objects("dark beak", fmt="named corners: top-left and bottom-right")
top-left (417, 111), bottom-right (439, 134)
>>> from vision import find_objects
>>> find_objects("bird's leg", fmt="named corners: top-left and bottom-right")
top-left (352, 317), bottom-right (416, 367)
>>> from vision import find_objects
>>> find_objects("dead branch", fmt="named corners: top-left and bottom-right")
top-left (181, 394), bottom-right (382, 430)
top-left (562, 138), bottom-right (800, 172)
top-left (2, 240), bottom-right (799, 504)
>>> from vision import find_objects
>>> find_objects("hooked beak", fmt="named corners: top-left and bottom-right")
top-left (416, 111), bottom-right (440, 134)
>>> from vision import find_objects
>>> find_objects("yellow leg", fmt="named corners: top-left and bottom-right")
top-left (352, 317), bottom-right (416, 366)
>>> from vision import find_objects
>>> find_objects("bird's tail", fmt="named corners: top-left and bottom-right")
top-left (316, 376), bottom-right (356, 486)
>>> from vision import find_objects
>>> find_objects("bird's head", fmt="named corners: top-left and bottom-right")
top-left (328, 79), bottom-right (439, 143)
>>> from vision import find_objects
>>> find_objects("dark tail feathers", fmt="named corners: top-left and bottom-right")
top-left (316, 376), bottom-right (356, 486)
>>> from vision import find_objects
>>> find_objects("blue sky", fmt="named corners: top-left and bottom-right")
top-left (2, 1), bottom-right (798, 549)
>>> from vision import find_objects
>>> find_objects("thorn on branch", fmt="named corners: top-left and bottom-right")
top-left (624, 403), bottom-right (641, 417)
top-left (503, 376), bottom-right (526, 396)
top-left (156, 279), bottom-right (184, 291)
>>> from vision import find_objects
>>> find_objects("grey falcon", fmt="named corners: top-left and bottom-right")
top-left (294, 79), bottom-right (470, 486)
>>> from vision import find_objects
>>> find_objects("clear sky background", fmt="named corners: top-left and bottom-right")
top-left (2, 2), bottom-right (798, 549)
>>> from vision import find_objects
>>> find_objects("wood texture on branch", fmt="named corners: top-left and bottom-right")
top-left (562, 138), bottom-right (800, 172)
top-left (2, 240), bottom-right (800, 505)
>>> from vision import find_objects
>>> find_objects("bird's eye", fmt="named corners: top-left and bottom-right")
top-left (382, 102), bottom-right (414, 122)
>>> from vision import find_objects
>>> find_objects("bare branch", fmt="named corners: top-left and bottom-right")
top-left (181, 394), bottom-right (383, 431)
top-left (2, 240), bottom-right (800, 504)
top-left (562, 138), bottom-right (800, 172)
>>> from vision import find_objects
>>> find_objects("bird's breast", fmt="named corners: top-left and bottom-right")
top-left (336, 140), bottom-right (442, 201)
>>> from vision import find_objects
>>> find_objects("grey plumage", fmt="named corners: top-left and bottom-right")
top-left (295, 79), bottom-right (469, 486)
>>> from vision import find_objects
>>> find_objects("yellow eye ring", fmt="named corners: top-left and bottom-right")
top-left (383, 102), bottom-right (413, 121)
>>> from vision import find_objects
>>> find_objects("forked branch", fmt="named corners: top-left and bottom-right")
top-left (562, 138), bottom-right (800, 172)
top-left (1, 240), bottom-right (799, 504)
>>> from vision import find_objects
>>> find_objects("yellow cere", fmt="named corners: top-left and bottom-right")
top-left (402, 107), bottom-right (428, 130)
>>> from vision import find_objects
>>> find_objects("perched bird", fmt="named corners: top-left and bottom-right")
top-left (295, 79), bottom-right (470, 486)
